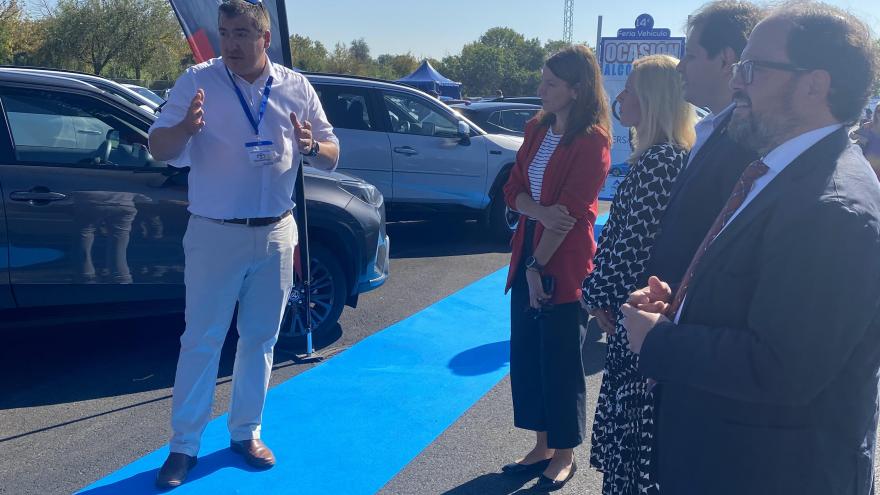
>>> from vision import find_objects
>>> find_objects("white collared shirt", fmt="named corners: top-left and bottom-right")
top-left (684, 103), bottom-right (735, 169)
top-left (149, 57), bottom-right (339, 219)
top-left (673, 122), bottom-right (843, 323)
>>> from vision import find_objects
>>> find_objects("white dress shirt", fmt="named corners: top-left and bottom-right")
top-left (684, 103), bottom-right (735, 170)
top-left (150, 57), bottom-right (339, 219)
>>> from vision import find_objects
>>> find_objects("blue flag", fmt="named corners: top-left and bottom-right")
top-left (167, 0), bottom-right (285, 65)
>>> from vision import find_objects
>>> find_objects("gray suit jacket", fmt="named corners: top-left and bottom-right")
top-left (640, 128), bottom-right (880, 495)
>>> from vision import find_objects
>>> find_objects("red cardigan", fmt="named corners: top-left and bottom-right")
top-left (503, 120), bottom-right (610, 304)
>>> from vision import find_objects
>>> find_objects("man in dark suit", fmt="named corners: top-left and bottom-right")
top-left (586, 1), bottom-right (762, 333)
top-left (622, 3), bottom-right (880, 494)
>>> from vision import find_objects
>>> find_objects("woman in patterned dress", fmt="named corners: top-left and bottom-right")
top-left (582, 54), bottom-right (696, 495)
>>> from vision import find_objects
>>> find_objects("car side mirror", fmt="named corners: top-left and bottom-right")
top-left (457, 121), bottom-right (471, 145)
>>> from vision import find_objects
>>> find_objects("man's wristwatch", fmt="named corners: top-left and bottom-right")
top-left (305, 140), bottom-right (320, 157)
top-left (524, 256), bottom-right (544, 271)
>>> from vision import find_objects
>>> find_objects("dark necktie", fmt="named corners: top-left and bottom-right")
top-left (666, 159), bottom-right (770, 318)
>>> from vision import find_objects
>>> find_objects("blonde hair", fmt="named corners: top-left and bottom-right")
top-left (628, 54), bottom-right (696, 164)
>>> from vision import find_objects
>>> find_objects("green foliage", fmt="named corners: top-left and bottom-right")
top-left (23, 0), bottom-right (185, 85)
top-left (440, 27), bottom-right (555, 97)
top-left (290, 34), bottom-right (327, 72)
top-left (3, 11), bottom-right (600, 98)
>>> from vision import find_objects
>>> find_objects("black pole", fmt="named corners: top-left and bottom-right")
top-left (274, 0), bottom-right (315, 356)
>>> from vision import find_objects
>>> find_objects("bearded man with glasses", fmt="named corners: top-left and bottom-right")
top-left (621, 3), bottom-right (880, 494)
top-left (149, 0), bottom-right (339, 488)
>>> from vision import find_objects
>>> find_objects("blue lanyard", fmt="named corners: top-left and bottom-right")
top-left (225, 65), bottom-right (273, 136)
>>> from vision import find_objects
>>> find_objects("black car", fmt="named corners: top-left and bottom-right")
top-left (489, 96), bottom-right (542, 106)
top-left (450, 102), bottom-right (541, 137)
top-left (0, 68), bottom-right (389, 342)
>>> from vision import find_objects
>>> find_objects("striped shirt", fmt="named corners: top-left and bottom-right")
top-left (528, 128), bottom-right (561, 201)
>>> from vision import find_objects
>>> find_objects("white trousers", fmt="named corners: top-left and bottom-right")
top-left (169, 214), bottom-right (296, 456)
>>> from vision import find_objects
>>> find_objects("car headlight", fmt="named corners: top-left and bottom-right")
top-left (339, 180), bottom-right (383, 208)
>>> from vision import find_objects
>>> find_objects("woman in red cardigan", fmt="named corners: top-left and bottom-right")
top-left (500, 45), bottom-right (611, 491)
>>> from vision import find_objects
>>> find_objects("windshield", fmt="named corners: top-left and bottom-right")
top-left (129, 86), bottom-right (165, 106)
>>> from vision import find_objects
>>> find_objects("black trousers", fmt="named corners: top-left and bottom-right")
top-left (509, 222), bottom-right (587, 449)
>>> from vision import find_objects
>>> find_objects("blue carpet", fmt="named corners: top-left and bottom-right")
top-left (77, 268), bottom-right (512, 495)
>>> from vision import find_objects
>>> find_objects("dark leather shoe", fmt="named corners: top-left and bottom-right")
top-left (534, 460), bottom-right (577, 492)
top-left (230, 439), bottom-right (275, 469)
top-left (155, 452), bottom-right (197, 489)
top-left (501, 457), bottom-right (551, 475)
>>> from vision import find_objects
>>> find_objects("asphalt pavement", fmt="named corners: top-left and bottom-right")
top-left (3, 204), bottom-right (879, 495)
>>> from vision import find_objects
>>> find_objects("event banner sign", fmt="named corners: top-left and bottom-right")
top-left (598, 14), bottom-right (685, 200)
top-left (167, 0), bottom-right (284, 65)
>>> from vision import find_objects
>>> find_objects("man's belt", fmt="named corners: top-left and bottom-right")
top-left (202, 210), bottom-right (291, 227)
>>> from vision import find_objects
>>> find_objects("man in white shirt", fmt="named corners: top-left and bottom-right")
top-left (620, 3), bottom-right (880, 494)
top-left (148, 0), bottom-right (339, 488)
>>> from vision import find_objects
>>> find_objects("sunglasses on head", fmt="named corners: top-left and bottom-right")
top-left (241, 0), bottom-right (264, 7)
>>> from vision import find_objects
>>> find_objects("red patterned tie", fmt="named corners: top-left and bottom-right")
top-left (666, 160), bottom-right (770, 318)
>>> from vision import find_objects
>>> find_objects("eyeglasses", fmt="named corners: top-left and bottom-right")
top-left (732, 59), bottom-right (810, 85)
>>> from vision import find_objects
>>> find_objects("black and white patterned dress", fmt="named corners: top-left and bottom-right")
top-left (583, 142), bottom-right (687, 495)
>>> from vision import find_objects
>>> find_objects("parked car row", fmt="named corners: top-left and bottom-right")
top-left (0, 67), bottom-right (389, 340)
top-left (449, 101), bottom-right (541, 137)
top-left (0, 65), bottom-right (549, 336)
top-left (305, 72), bottom-right (525, 238)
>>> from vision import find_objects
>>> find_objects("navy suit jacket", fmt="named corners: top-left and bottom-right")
top-left (640, 113), bottom-right (756, 288)
top-left (640, 128), bottom-right (880, 495)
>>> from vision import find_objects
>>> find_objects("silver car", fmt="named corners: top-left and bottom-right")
top-left (306, 73), bottom-right (524, 238)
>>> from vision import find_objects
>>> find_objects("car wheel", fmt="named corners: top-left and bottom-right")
top-left (277, 243), bottom-right (347, 346)
top-left (487, 171), bottom-right (518, 240)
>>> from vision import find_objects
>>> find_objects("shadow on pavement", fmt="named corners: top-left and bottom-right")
top-left (448, 340), bottom-right (510, 376)
top-left (441, 471), bottom-right (542, 494)
top-left (388, 219), bottom-right (511, 259)
top-left (0, 315), bottom-right (341, 413)
top-left (76, 448), bottom-right (260, 495)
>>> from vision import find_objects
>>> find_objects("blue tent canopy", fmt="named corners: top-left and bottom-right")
top-left (396, 61), bottom-right (462, 99)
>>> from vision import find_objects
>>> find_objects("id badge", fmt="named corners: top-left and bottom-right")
top-left (245, 139), bottom-right (279, 167)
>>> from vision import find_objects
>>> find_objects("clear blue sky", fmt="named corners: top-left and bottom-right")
top-left (27, 0), bottom-right (880, 60)
top-left (286, 0), bottom-right (880, 59)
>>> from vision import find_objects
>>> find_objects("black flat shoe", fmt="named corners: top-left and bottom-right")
top-left (534, 460), bottom-right (577, 492)
top-left (500, 457), bottom-right (552, 475)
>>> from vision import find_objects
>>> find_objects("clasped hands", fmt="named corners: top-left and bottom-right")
top-left (620, 276), bottom-right (672, 354)
top-left (584, 276), bottom-right (673, 354)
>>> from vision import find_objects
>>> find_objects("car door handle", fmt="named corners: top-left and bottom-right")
top-left (9, 189), bottom-right (67, 202)
top-left (393, 146), bottom-right (418, 156)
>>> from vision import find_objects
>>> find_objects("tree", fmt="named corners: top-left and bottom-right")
top-left (119, 0), bottom-right (182, 80)
top-left (39, 0), bottom-right (147, 75)
top-left (325, 42), bottom-right (353, 74)
top-left (290, 34), bottom-right (327, 72)
top-left (442, 27), bottom-right (546, 97)
top-left (0, 0), bottom-right (25, 63)
top-left (374, 53), bottom-right (418, 80)
top-left (347, 38), bottom-right (372, 76)
top-left (543, 39), bottom-right (570, 56)
top-left (874, 39), bottom-right (880, 97)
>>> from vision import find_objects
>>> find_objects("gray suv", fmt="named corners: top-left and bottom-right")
top-left (305, 73), bottom-right (524, 237)
top-left (0, 68), bottom-right (389, 341)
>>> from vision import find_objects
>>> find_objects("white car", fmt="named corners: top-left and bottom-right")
top-left (306, 73), bottom-right (524, 237)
